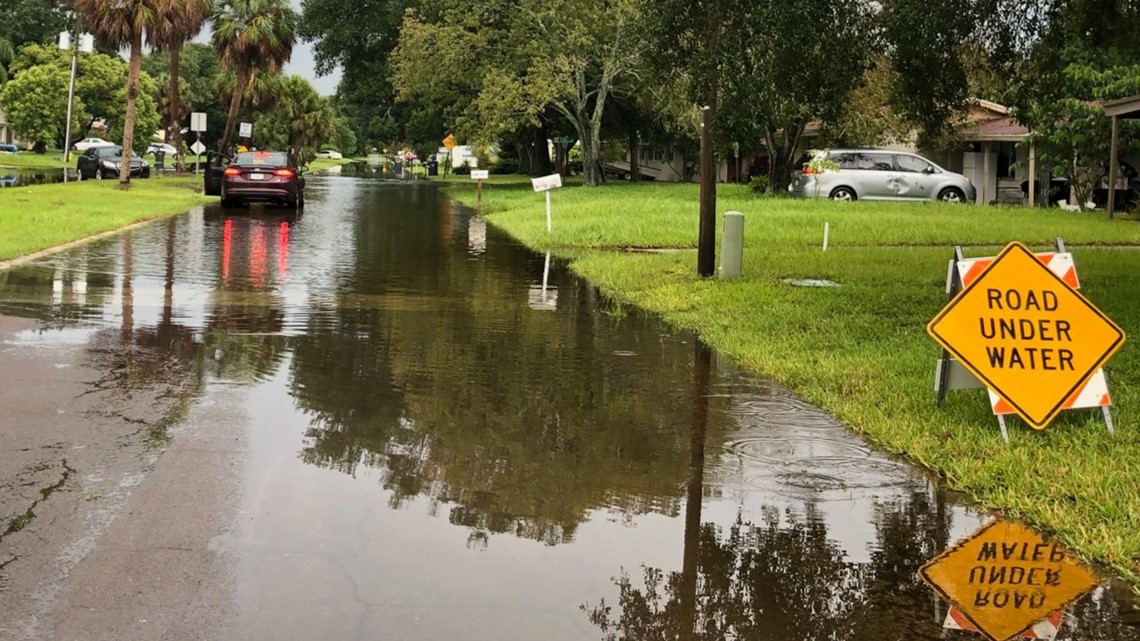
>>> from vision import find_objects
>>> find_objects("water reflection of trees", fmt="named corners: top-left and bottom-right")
top-left (287, 196), bottom-right (715, 546)
top-left (289, 278), bottom-right (707, 545)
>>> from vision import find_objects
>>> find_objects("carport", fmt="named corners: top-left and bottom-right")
top-left (1103, 94), bottom-right (1140, 217)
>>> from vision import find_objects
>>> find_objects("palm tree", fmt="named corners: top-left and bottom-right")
top-left (219, 68), bottom-right (284, 127)
top-left (211, 0), bottom-right (296, 154)
top-left (75, 0), bottom-right (169, 185)
top-left (152, 0), bottom-right (213, 173)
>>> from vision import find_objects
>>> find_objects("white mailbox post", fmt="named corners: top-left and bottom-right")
top-left (531, 174), bottom-right (563, 232)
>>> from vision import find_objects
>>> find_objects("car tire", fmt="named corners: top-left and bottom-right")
top-left (939, 187), bottom-right (966, 203)
top-left (829, 186), bottom-right (857, 202)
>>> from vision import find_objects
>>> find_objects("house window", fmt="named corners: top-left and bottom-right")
top-left (996, 142), bottom-right (1017, 178)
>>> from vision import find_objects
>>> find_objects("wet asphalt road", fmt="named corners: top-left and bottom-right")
top-left (1, 173), bottom-right (1139, 640)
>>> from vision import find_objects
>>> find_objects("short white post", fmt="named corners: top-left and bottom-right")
top-left (823, 222), bottom-right (830, 252)
top-left (545, 191), bottom-right (552, 232)
top-left (719, 211), bottom-right (744, 279)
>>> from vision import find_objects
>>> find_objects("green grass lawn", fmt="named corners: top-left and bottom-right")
top-left (452, 179), bottom-right (1140, 582)
top-left (0, 175), bottom-right (212, 261)
top-left (308, 156), bottom-right (359, 172)
top-left (0, 150), bottom-right (70, 171)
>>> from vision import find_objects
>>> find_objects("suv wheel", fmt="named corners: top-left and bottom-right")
top-left (830, 186), bottom-right (857, 202)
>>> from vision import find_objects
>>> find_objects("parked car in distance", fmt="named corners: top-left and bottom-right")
top-left (73, 137), bottom-right (115, 152)
top-left (315, 150), bottom-right (343, 159)
top-left (76, 146), bottom-right (151, 180)
top-left (220, 150), bottom-right (306, 208)
top-left (789, 149), bottom-right (977, 204)
top-left (147, 143), bottom-right (178, 157)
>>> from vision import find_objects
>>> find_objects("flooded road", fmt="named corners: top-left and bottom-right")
top-left (1, 175), bottom-right (1138, 640)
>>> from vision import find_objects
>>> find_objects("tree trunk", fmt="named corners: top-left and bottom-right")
top-left (579, 120), bottom-right (603, 186)
top-left (556, 142), bottom-right (571, 177)
top-left (219, 68), bottom-right (246, 155)
top-left (119, 31), bottom-right (143, 186)
top-left (169, 43), bottom-right (186, 173)
top-left (531, 125), bottom-right (552, 176)
top-left (628, 130), bottom-right (640, 182)
top-left (765, 122), bottom-right (804, 194)
top-left (518, 136), bottom-right (534, 175)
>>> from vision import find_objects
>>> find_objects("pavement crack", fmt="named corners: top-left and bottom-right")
top-left (1, 459), bottom-right (74, 540)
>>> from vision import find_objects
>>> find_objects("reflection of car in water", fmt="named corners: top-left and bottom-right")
top-left (0, 175), bottom-right (18, 188)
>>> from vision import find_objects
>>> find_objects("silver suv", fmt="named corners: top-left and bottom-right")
top-left (789, 149), bottom-right (977, 204)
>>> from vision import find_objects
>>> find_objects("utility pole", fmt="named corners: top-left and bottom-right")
top-left (60, 24), bottom-right (93, 164)
top-left (697, 98), bottom-right (718, 277)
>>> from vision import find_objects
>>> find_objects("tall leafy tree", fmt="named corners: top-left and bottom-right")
top-left (75, 0), bottom-right (168, 185)
top-left (257, 75), bottom-right (336, 163)
top-left (151, 0), bottom-right (213, 172)
top-left (211, 0), bottom-right (297, 154)
top-left (300, 0), bottom-right (412, 152)
top-left (642, 0), bottom-right (874, 274)
top-left (393, 0), bottom-right (642, 186)
top-left (0, 0), bottom-right (70, 50)
top-left (0, 64), bottom-right (76, 151)
top-left (881, 0), bottom-right (978, 148)
top-left (7, 43), bottom-right (160, 152)
top-left (0, 38), bottom-right (13, 85)
top-left (1008, 1), bottom-right (1140, 212)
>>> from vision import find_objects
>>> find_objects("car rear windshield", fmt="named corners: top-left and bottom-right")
top-left (104, 147), bottom-right (141, 159)
top-left (234, 151), bottom-right (289, 166)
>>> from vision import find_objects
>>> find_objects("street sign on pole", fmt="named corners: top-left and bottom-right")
top-left (927, 242), bottom-right (1125, 429)
top-left (191, 112), bottom-right (207, 133)
top-left (919, 520), bottom-right (1097, 641)
top-left (190, 141), bottom-right (206, 156)
top-left (239, 122), bottom-right (252, 139)
top-left (442, 134), bottom-right (456, 151)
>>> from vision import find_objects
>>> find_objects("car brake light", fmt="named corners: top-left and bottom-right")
top-left (223, 167), bottom-right (241, 176)
top-left (274, 169), bottom-right (294, 178)
top-left (802, 167), bottom-right (815, 175)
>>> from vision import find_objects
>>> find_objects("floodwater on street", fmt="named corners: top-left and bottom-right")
top-left (0, 174), bottom-right (1138, 640)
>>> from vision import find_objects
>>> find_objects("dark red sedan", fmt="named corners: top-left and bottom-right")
top-left (220, 151), bottom-right (306, 208)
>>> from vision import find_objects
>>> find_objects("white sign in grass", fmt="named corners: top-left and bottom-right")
top-left (531, 173), bottom-right (563, 232)
top-left (470, 170), bottom-right (489, 180)
top-left (531, 173), bottom-right (563, 192)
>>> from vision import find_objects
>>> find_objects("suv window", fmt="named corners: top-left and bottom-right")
top-left (855, 153), bottom-right (893, 171)
top-left (896, 154), bottom-right (933, 173)
top-left (832, 153), bottom-right (858, 170)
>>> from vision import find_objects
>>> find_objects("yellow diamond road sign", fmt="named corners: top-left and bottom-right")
top-left (919, 520), bottom-right (1097, 641)
top-left (928, 242), bottom-right (1125, 428)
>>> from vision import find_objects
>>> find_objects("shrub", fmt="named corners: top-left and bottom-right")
top-left (490, 158), bottom-right (519, 174)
